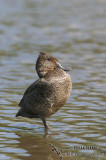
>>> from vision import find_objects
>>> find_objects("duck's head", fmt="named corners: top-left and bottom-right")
top-left (36, 52), bottom-right (70, 78)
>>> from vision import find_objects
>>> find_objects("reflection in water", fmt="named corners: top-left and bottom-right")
top-left (0, 0), bottom-right (106, 160)
top-left (15, 132), bottom-right (53, 160)
top-left (14, 127), bottom-right (68, 160)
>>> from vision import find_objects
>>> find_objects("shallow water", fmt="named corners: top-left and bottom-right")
top-left (0, 0), bottom-right (106, 160)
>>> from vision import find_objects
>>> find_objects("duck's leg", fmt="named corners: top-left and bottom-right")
top-left (41, 115), bottom-right (48, 128)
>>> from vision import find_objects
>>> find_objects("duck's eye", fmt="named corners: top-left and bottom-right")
top-left (47, 58), bottom-right (51, 61)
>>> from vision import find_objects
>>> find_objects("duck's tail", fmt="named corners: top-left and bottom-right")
top-left (15, 108), bottom-right (40, 118)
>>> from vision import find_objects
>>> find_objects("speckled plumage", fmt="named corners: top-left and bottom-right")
top-left (16, 52), bottom-right (72, 127)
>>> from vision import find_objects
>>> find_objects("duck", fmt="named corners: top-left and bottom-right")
top-left (16, 52), bottom-right (72, 128)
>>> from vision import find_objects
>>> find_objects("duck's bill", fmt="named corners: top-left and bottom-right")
top-left (56, 62), bottom-right (72, 71)
top-left (63, 68), bottom-right (72, 71)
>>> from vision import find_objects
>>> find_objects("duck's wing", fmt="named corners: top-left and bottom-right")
top-left (18, 79), bottom-right (51, 108)
top-left (23, 79), bottom-right (40, 96)
top-left (16, 79), bottom-right (52, 118)
top-left (18, 79), bottom-right (40, 107)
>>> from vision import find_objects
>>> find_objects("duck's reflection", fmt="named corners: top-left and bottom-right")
top-left (15, 128), bottom-right (61, 160)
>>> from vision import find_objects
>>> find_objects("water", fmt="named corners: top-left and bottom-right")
top-left (0, 0), bottom-right (106, 159)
